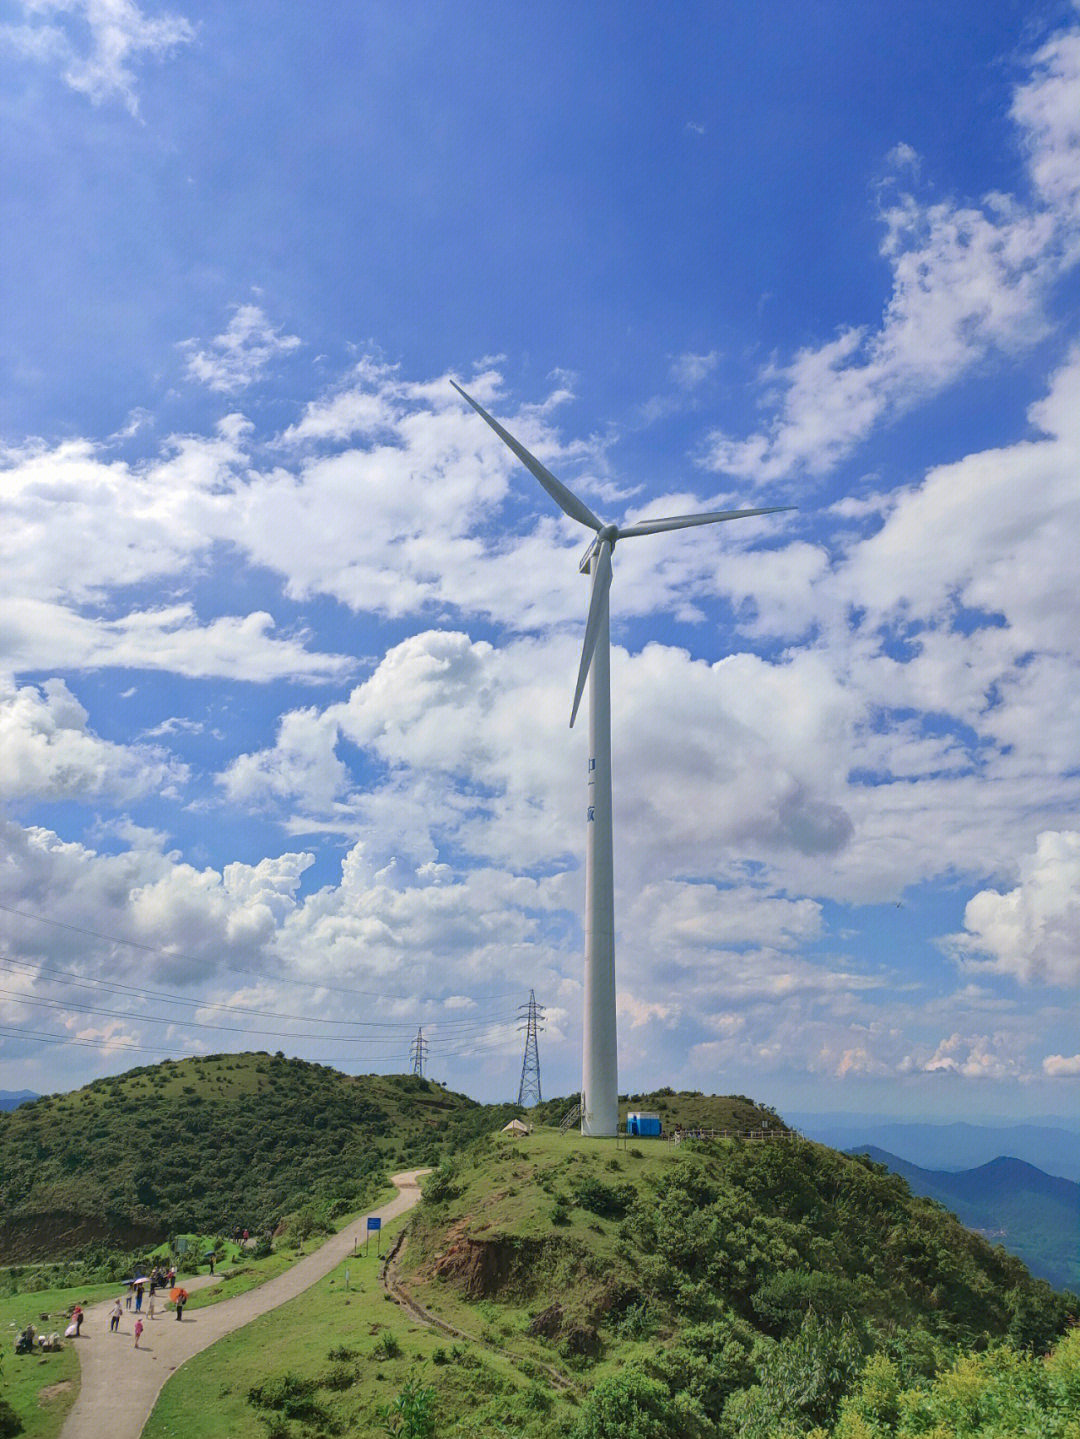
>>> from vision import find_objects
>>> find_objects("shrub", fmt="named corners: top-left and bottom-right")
top-left (377, 1377), bottom-right (436, 1438)
top-left (574, 1175), bottom-right (636, 1218)
top-left (373, 1330), bottom-right (401, 1360)
top-left (571, 1366), bottom-right (701, 1439)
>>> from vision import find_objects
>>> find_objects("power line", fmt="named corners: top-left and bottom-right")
top-left (0, 985), bottom-right (519, 1050)
top-left (0, 952), bottom-right (512, 1034)
top-left (0, 900), bottom-right (523, 1004)
top-left (0, 1016), bottom-right (521, 1064)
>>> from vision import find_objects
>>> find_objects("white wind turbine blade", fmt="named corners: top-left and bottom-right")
top-left (570, 538), bottom-right (612, 729)
top-left (450, 380), bottom-right (603, 532)
top-left (616, 505), bottom-right (793, 538)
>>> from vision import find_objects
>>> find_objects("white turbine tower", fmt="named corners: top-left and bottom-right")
top-left (452, 380), bottom-right (790, 1137)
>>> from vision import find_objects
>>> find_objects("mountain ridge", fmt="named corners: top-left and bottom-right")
top-left (850, 1145), bottom-right (1080, 1292)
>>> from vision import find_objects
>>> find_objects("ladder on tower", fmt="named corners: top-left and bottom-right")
top-left (559, 1102), bottom-right (581, 1134)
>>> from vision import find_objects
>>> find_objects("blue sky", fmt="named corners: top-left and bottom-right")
top-left (2, 0), bottom-right (1080, 1119)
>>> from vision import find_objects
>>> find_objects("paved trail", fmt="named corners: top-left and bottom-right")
top-left (60, 1170), bottom-right (428, 1439)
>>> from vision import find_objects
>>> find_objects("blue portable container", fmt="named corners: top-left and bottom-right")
top-left (626, 1111), bottom-right (662, 1137)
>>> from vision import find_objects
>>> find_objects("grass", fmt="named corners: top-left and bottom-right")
top-left (0, 1280), bottom-right (117, 1439)
top-left (401, 1128), bottom-right (681, 1384)
top-left (142, 1206), bottom-right (575, 1439)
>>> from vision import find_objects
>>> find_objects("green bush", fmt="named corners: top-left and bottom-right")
top-left (378, 1377), bottom-right (436, 1438)
top-left (571, 1366), bottom-right (704, 1439)
top-left (573, 1175), bottom-right (636, 1218)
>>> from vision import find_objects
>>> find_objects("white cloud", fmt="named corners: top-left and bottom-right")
top-left (0, 601), bottom-right (355, 683)
top-left (908, 1031), bottom-right (1029, 1080)
top-left (0, 676), bottom-right (186, 802)
top-left (181, 304), bottom-right (302, 393)
top-left (1043, 1053), bottom-right (1080, 1077)
top-left (704, 19), bottom-right (1080, 481)
top-left (670, 350), bottom-right (718, 388)
top-left (2, 0), bottom-right (195, 115)
top-left (953, 831), bottom-right (1080, 987)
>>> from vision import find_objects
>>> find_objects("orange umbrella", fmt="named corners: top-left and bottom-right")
top-left (169, 1286), bottom-right (188, 1303)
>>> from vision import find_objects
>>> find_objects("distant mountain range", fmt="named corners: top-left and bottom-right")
top-left (0, 1089), bottom-right (38, 1111)
top-left (852, 1146), bottom-right (1080, 1293)
top-left (788, 1113), bottom-right (1080, 1183)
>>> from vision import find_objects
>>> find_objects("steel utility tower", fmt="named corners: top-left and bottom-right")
top-left (452, 380), bottom-right (790, 1135)
top-left (410, 1027), bottom-right (428, 1078)
top-left (516, 990), bottom-right (545, 1107)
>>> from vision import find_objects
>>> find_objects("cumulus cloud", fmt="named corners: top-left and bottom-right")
top-left (181, 304), bottom-right (302, 393)
top-left (953, 831), bottom-right (1080, 987)
top-left (906, 1032), bottom-right (1029, 1080)
top-left (0, 676), bottom-right (186, 802)
top-left (1, 0), bottom-right (195, 115)
top-left (704, 19), bottom-right (1080, 481)
top-left (1043, 1053), bottom-right (1080, 1077)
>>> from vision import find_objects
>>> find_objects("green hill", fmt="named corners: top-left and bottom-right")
top-left (398, 1127), bottom-right (1076, 1436)
top-left (0, 1052), bottom-right (518, 1261)
top-left (851, 1146), bottom-right (1080, 1292)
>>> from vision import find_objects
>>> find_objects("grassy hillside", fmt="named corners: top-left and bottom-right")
top-left (0, 1053), bottom-right (519, 1261)
top-left (854, 1146), bottom-right (1080, 1293)
top-left (396, 1128), bottom-right (1075, 1435)
top-left (533, 1087), bottom-right (788, 1134)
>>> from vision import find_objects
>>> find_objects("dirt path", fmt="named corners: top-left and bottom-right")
top-left (60, 1170), bottom-right (428, 1439)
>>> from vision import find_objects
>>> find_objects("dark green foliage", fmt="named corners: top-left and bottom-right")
top-left (570, 1365), bottom-right (706, 1439)
top-left (0, 1396), bottom-right (20, 1439)
top-left (573, 1175), bottom-right (636, 1218)
top-left (0, 1054), bottom-right (509, 1260)
top-left (373, 1329), bottom-right (401, 1360)
top-left (421, 1161), bottom-right (462, 1206)
top-left (620, 1143), bottom-right (1075, 1348)
top-left (247, 1371), bottom-right (331, 1426)
top-left (722, 1311), bottom-right (864, 1436)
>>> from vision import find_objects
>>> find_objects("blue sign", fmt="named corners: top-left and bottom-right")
top-left (366, 1216), bottom-right (381, 1232)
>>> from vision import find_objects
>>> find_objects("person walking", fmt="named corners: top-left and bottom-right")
top-left (133, 1318), bottom-right (143, 1349)
top-left (134, 1284), bottom-right (143, 1313)
top-left (208, 1253), bottom-right (215, 1275)
top-left (148, 1293), bottom-right (156, 1320)
top-left (109, 1300), bottom-right (122, 1333)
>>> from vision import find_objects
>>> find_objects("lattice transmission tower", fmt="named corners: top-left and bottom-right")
top-left (410, 1026), bottom-right (428, 1078)
top-left (516, 990), bottom-right (544, 1107)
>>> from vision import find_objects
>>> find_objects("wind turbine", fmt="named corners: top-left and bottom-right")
top-left (451, 380), bottom-right (790, 1136)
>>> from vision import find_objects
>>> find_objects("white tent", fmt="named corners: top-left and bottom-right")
top-left (501, 1118), bottom-right (531, 1135)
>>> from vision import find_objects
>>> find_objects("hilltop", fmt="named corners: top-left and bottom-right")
top-left (0, 1052), bottom-right (519, 1261)
top-left (392, 1126), bottom-right (1074, 1434)
top-left (852, 1146), bottom-right (1080, 1292)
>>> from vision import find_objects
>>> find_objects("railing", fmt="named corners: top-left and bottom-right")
top-left (559, 1102), bottom-right (581, 1133)
top-left (666, 1128), bottom-right (797, 1144)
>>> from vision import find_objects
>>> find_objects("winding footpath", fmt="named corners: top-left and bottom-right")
top-left (60, 1169), bottom-right (429, 1439)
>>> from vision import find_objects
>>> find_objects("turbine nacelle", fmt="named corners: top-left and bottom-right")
top-left (450, 379), bottom-right (793, 726)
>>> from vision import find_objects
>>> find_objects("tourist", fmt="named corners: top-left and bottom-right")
top-left (175, 1290), bottom-right (186, 1321)
top-left (134, 1318), bottom-right (143, 1349)
top-left (148, 1293), bottom-right (156, 1320)
top-left (72, 1304), bottom-right (83, 1336)
top-left (134, 1284), bottom-right (143, 1313)
top-left (109, 1300), bottom-right (122, 1333)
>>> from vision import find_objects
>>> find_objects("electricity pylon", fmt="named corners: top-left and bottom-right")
top-left (516, 990), bottom-right (544, 1107)
top-left (410, 1027), bottom-right (428, 1078)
